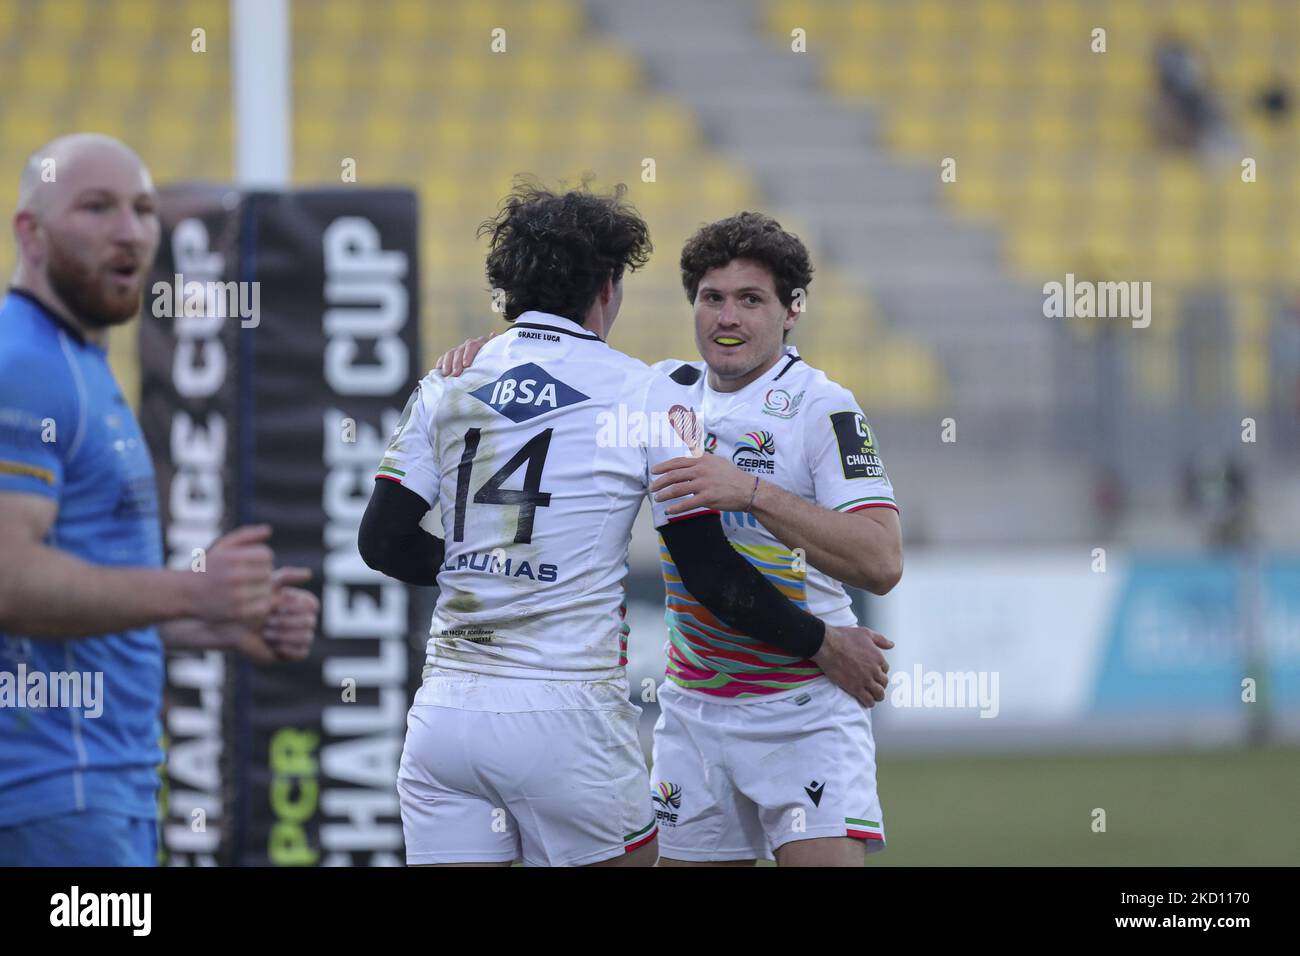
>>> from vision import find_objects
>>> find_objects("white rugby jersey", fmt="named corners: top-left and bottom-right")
top-left (375, 311), bottom-right (706, 681)
top-left (651, 347), bottom-right (899, 699)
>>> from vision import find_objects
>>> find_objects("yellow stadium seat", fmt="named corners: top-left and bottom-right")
top-left (845, 1), bottom-right (886, 38)
top-left (374, 56), bottom-right (421, 94)
top-left (433, 111), bottom-right (476, 153)
top-left (1215, 230), bottom-right (1274, 283)
top-left (0, 2), bottom-right (19, 33)
top-left (827, 57), bottom-right (876, 98)
top-left (18, 55), bottom-right (73, 97)
top-left (318, 0), bottom-right (370, 39)
top-left (1149, 231), bottom-right (1199, 281)
top-left (1, 112), bottom-right (54, 153)
top-left (971, 52), bottom-right (1015, 92)
top-left (444, 54), bottom-right (489, 94)
top-left (1153, 162), bottom-right (1203, 206)
top-left (0, 0), bottom-right (947, 418)
top-left (296, 52), bottom-right (354, 95)
top-left (1008, 227), bottom-right (1064, 277)
top-left (973, 0), bottom-right (1018, 37)
top-left (89, 54), bottom-right (144, 95)
top-left (514, 54), bottom-right (558, 91)
top-left (951, 170), bottom-right (999, 217)
top-left (524, 0), bottom-right (582, 35)
top-left (102, 0), bottom-right (157, 33)
top-left (455, 0), bottom-right (505, 38)
top-left (888, 112), bottom-right (942, 153)
top-left (1099, 0), bottom-right (1150, 38)
top-left (501, 113), bottom-right (546, 153)
top-left (912, 0), bottom-right (952, 38)
top-left (35, 0), bottom-right (90, 32)
top-left (1029, 111), bottom-right (1078, 150)
top-left (1035, 56), bottom-right (1079, 93)
top-left (1230, 0), bottom-right (1276, 35)
top-left (160, 52), bottom-right (223, 95)
top-left (580, 47), bottom-right (638, 91)
top-left (640, 101), bottom-right (697, 151)
top-left (361, 113), bottom-right (408, 154)
top-left (391, 0), bottom-right (436, 35)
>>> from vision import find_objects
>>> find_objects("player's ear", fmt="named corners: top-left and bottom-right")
top-left (783, 303), bottom-right (800, 337)
top-left (13, 211), bottom-right (44, 264)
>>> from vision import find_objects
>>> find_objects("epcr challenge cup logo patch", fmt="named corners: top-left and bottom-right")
top-left (830, 412), bottom-right (884, 479)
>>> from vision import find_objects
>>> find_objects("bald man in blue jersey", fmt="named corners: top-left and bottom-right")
top-left (0, 134), bottom-right (319, 866)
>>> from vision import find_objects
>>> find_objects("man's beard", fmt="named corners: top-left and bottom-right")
top-left (46, 244), bottom-right (144, 329)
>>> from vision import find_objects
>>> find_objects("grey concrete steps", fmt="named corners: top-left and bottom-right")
top-left (583, 0), bottom-right (1115, 543)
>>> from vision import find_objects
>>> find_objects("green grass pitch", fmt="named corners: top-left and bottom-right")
top-left (866, 745), bottom-right (1300, 866)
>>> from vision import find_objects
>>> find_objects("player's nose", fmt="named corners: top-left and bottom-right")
top-left (110, 205), bottom-right (151, 246)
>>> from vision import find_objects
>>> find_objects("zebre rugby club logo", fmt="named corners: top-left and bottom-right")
top-left (652, 781), bottom-right (682, 826)
top-left (731, 430), bottom-right (775, 475)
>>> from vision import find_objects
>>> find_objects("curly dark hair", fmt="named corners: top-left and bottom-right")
top-left (477, 177), bottom-right (652, 324)
top-left (679, 211), bottom-right (813, 309)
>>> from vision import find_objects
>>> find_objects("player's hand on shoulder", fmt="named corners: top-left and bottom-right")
top-left (650, 451), bottom-right (756, 515)
top-left (435, 334), bottom-right (493, 377)
top-left (813, 624), bottom-right (894, 708)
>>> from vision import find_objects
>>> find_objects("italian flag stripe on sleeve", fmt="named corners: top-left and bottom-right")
top-left (845, 817), bottom-right (884, 841)
top-left (836, 496), bottom-right (897, 513)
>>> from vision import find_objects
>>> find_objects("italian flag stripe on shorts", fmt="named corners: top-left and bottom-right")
top-left (845, 817), bottom-right (884, 841)
top-left (624, 820), bottom-right (657, 853)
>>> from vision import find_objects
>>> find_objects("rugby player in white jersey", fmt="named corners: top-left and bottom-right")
top-left (438, 212), bottom-right (903, 867)
top-left (645, 213), bottom-right (903, 866)
top-left (359, 186), bottom-right (893, 867)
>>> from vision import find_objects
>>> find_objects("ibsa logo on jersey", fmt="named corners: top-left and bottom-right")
top-left (469, 363), bottom-right (590, 422)
top-left (731, 430), bottom-right (776, 475)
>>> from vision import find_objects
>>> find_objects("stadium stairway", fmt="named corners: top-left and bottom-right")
top-left (586, 0), bottom-right (1089, 544)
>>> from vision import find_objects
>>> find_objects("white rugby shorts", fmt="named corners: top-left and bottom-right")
top-left (650, 676), bottom-right (885, 862)
top-left (398, 668), bottom-right (657, 866)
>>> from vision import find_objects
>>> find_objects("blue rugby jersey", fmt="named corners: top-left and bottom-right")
top-left (0, 289), bottom-right (164, 826)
